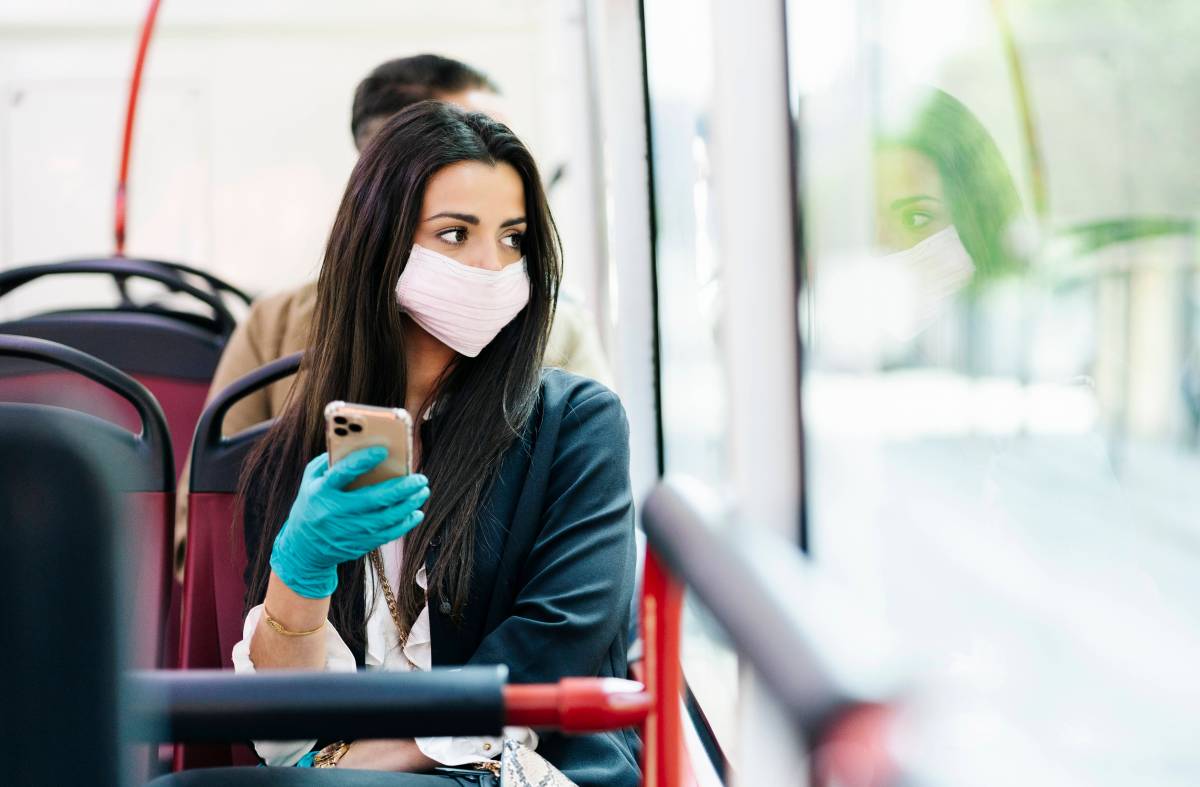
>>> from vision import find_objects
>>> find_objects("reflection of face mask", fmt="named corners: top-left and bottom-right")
top-left (395, 244), bottom-right (530, 357)
top-left (811, 226), bottom-right (974, 369)
top-left (877, 225), bottom-right (974, 341)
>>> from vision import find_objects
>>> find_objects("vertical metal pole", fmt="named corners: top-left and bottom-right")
top-left (115, 0), bottom-right (164, 256)
top-left (641, 549), bottom-right (685, 787)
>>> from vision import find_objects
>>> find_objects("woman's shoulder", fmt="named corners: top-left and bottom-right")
top-left (537, 369), bottom-right (628, 444)
top-left (539, 368), bottom-right (621, 412)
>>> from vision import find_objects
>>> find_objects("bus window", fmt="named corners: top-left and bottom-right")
top-left (790, 1), bottom-right (1200, 781)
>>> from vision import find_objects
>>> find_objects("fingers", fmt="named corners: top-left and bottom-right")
top-left (324, 446), bottom-right (388, 490)
top-left (376, 509), bottom-right (426, 543)
top-left (342, 508), bottom-right (424, 555)
top-left (334, 473), bottom-right (428, 515)
top-left (357, 474), bottom-right (429, 508)
top-left (384, 484), bottom-right (430, 519)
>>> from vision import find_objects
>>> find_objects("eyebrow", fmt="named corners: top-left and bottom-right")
top-left (425, 212), bottom-right (479, 225)
top-left (889, 195), bottom-right (941, 210)
top-left (425, 212), bottom-right (527, 228)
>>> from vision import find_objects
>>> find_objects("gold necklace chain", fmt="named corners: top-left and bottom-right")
top-left (368, 548), bottom-right (407, 642)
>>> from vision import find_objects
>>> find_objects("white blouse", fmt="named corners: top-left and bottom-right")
top-left (231, 536), bottom-right (537, 767)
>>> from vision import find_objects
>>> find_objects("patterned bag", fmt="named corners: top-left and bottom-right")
top-left (436, 739), bottom-right (577, 786)
top-left (499, 738), bottom-right (577, 787)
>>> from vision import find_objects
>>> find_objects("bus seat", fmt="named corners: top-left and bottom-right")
top-left (0, 258), bottom-right (238, 471)
top-left (1, 414), bottom-right (125, 787)
top-left (0, 335), bottom-right (174, 670)
top-left (176, 352), bottom-right (302, 771)
top-left (109, 256), bottom-right (254, 316)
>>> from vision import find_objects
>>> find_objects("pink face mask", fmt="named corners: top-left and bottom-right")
top-left (395, 244), bottom-right (531, 357)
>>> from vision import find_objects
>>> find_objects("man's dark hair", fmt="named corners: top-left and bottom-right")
top-left (351, 54), bottom-right (499, 147)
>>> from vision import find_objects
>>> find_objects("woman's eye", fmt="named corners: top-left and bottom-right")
top-left (903, 210), bottom-right (933, 230)
top-left (437, 228), bottom-right (468, 245)
top-left (501, 232), bottom-right (524, 250)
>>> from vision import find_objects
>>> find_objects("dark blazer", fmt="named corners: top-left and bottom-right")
top-left (430, 369), bottom-right (640, 787)
top-left (246, 370), bottom-right (640, 787)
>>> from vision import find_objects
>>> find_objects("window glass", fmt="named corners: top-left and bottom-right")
top-left (643, 0), bottom-right (738, 757)
top-left (790, 1), bottom-right (1200, 782)
top-left (643, 0), bottom-right (726, 484)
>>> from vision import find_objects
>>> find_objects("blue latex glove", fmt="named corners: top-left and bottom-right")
top-left (270, 446), bottom-right (430, 599)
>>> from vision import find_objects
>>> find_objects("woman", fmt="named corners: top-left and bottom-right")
top-left (231, 101), bottom-right (639, 786)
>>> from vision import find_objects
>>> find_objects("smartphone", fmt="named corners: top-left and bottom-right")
top-left (324, 400), bottom-right (413, 491)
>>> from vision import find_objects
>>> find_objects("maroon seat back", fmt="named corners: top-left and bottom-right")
top-left (0, 370), bottom-right (142, 431)
top-left (176, 352), bottom-right (301, 771)
top-left (0, 335), bottom-right (174, 669)
top-left (0, 257), bottom-right (239, 470)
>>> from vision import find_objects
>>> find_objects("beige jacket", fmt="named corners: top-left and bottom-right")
top-left (174, 280), bottom-right (611, 576)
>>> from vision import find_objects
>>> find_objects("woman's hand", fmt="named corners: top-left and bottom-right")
top-left (269, 447), bottom-right (430, 599)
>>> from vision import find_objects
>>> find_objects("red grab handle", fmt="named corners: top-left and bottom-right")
top-left (504, 677), bottom-right (651, 732)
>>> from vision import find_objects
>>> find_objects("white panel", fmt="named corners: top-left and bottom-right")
top-left (1, 79), bottom-right (206, 320)
top-left (535, 0), bottom-right (602, 316)
top-left (708, 0), bottom-right (806, 777)
top-left (710, 0), bottom-right (801, 536)
top-left (734, 669), bottom-right (809, 787)
top-left (589, 0), bottom-right (659, 500)
top-left (6, 81), bottom-right (121, 264)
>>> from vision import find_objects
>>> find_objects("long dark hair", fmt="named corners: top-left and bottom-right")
top-left (240, 101), bottom-right (560, 654)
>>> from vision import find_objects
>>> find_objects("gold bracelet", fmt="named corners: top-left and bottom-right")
top-left (262, 607), bottom-right (324, 637)
top-left (313, 740), bottom-right (350, 768)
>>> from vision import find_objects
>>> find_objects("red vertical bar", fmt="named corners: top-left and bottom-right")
top-left (641, 549), bottom-right (685, 787)
top-left (115, 0), bottom-right (163, 255)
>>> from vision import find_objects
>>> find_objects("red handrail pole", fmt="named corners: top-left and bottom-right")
top-left (505, 683), bottom-right (562, 728)
top-left (504, 678), bottom-right (651, 731)
top-left (641, 549), bottom-right (685, 787)
top-left (115, 0), bottom-right (164, 255)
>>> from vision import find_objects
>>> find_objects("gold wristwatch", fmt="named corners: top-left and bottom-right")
top-left (313, 741), bottom-right (350, 768)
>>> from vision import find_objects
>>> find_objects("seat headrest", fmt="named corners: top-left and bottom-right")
top-left (0, 403), bottom-right (164, 492)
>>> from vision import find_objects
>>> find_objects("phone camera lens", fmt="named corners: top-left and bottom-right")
top-left (348, 423), bottom-right (363, 433)
top-left (333, 416), bottom-right (348, 425)
top-left (334, 427), bottom-right (349, 436)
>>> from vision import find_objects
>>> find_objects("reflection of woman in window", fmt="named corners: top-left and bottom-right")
top-left (875, 87), bottom-right (1024, 282)
top-left (869, 88), bottom-right (1026, 370)
top-left (813, 88), bottom-right (1025, 370)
